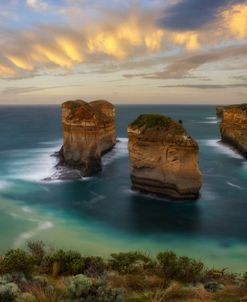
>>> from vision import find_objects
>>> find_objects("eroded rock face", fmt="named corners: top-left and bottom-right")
top-left (60, 99), bottom-right (116, 176)
top-left (219, 104), bottom-right (247, 158)
top-left (128, 114), bottom-right (202, 200)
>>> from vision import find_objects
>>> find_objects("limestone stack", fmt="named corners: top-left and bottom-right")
top-left (219, 104), bottom-right (247, 158)
top-left (128, 114), bottom-right (202, 200)
top-left (60, 99), bottom-right (116, 176)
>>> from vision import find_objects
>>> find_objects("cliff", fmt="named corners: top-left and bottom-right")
top-left (128, 114), bottom-right (202, 200)
top-left (219, 104), bottom-right (247, 158)
top-left (60, 99), bottom-right (116, 177)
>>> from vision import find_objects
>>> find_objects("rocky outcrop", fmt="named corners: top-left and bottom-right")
top-left (216, 106), bottom-right (224, 117)
top-left (59, 99), bottom-right (116, 177)
top-left (128, 114), bottom-right (202, 200)
top-left (219, 104), bottom-right (247, 158)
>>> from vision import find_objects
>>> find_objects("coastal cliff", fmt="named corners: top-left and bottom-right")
top-left (128, 114), bottom-right (202, 200)
top-left (219, 104), bottom-right (247, 158)
top-left (60, 99), bottom-right (116, 177)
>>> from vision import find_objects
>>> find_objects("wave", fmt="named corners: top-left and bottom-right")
top-left (198, 121), bottom-right (218, 124)
top-left (206, 117), bottom-right (217, 120)
top-left (0, 180), bottom-right (11, 190)
top-left (199, 139), bottom-right (243, 159)
top-left (5, 142), bottom-right (62, 182)
top-left (227, 181), bottom-right (242, 189)
top-left (14, 221), bottom-right (53, 247)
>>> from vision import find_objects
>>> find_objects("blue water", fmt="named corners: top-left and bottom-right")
top-left (0, 105), bottom-right (246, 272)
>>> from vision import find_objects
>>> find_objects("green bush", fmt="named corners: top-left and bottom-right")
top-left (204, 281), bottom-right (224, 292)
top-left (0, 282), bottom-right (20, 302)
top-left (66, 275), bottom-right (126, 302)
top-left (65, 274), bottom-right (92, 299)
top-left (42, 249), bottom-right (84, 275)
top-left (157, 251), bottom-right (204, 283)
top-left (109, 252), bottom-right (153, 274)
top-left (83, 256), bottom-right (106, 276)
top-left (91, 282), bottom-right (126, 302)
top-left (0, 249), bottom-right (33, 276)
top-left (27, 241), bottom-right (45, 265)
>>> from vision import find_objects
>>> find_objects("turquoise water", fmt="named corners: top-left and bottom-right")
top-left (0, 105), bottom-right (246, 272)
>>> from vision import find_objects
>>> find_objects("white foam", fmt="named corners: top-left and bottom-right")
top-left (0, 180), bottom-right (11, 190)
top-left (227, 181), bottom-right (242, 189)
top-left (21, 206), bottom-right (32, 213)
top-left (198, 121), bottom-right (218, 124)
top-left (14, 221), bottom-right (53, 247)
top-left (199, 139), bottom-right (243, 159)
top-left (206, 117), bottom-right (217, 120)
top-left (5, 141), bottom-right (62, 182)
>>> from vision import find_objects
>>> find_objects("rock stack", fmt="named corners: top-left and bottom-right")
top-left (128, 114), bottom-right (202, 200)
top-left (60, 99), bottom-right (116, 177)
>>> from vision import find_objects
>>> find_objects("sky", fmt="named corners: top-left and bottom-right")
top-left (0, 0), bottom-right (247, 104)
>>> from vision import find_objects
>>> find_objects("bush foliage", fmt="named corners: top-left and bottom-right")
top-left (0, 242), bottom-right (245, 302)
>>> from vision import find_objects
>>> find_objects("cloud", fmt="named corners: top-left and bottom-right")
top-left (124, 44), bottom-right (247, 79)
top-left (157, 0), bottom-right (246, 31)
top-left (1, 84), bottom-right (83, 95)
top-left (0, 1), bottom-right (247, 79)
top-left (223, 3), bottom-right (247, 38)
top-left (159, 83), bottom-right (247, 89)
top-left (26, 0), bottom-right (49, 10)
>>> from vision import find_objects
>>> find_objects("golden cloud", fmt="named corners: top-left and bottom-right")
top-left (224, 3), bottom-right (247, 39)
top-left (0, 4), bottom-right (247, 78)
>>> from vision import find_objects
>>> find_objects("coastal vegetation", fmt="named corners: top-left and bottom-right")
top-left (0, 241), bottom-right (246, 302)
top-left (129, 114), bottom-right (185, 134)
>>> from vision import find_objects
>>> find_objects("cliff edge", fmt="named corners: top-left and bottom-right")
top-left (219, 104), bottom-right (247, 158)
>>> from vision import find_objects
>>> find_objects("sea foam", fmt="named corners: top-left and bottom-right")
top-left (199, 139), bottom-right (243, 159)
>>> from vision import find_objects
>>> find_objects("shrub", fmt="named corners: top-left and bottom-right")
top-left (109, 252), bottom-right (153, 274)
top-left (0, 249), bottom-right (33, 276)
top-left (27, 241), bottom-right (45, 265)
top-left (204, 281), bottom-right (224, 293)
top-left (16, 292), bottom-right (36, 302)
top-left (91, 283), bottom-right (126, 302)
top-left (42, 249), bottom-right (84, 275)
top-left (65, 274), bottom-right (92, 299)
top-left (25, 284), bottom-right (65, 302)
top-left (157, 251), bottom-right (204, 283)
top-left (83, 256), bottom-right (106, 277)
top-left (0, 282), bottom-right (20, 302)
top-left (66, 275), bottom-right (126, 302)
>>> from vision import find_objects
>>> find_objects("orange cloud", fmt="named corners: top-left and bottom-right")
top-left (173, 32), bottom-right (200, 50)
top-left (224, 3), bottom-right (247, 39)
top-left (0, 4), bottom-right (247, 78)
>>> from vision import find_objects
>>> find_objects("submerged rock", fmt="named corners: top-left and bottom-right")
top-left (59, 99), bottom-right (116, 177)
top-left (128, 114), bottom-right (202, 200)
top-left (219, 104), bottom-right (247, 158)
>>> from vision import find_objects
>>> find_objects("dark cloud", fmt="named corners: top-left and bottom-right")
top-left (157, 0), bottom-right (245, 31)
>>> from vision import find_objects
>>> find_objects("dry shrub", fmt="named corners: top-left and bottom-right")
top-left (24, 284), bottom-right (65, 302)
top-left (147, 282), bottom-right (213, 302)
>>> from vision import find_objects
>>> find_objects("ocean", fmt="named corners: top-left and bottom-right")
top-left (0, 105), bottom-right (246, 272)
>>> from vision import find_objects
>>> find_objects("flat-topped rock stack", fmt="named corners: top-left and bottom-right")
top-left (218, 104), bottom-right (247, 158)
top-left (128, 114), bottom-right (202, 200)
top-left (60, 99), bottom-right (116, 177)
